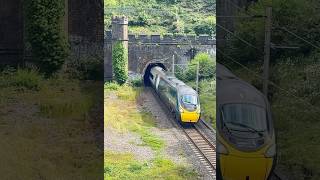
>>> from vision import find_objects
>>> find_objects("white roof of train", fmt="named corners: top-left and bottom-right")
top-left (217, 63), bottom-right (267, 107)
top-left (150, 66), bottom-right (197, 95)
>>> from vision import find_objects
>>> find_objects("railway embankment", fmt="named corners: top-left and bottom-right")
top-left (104, 82), bottom-right (205, 179)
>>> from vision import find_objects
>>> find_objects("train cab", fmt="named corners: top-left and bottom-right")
top-left (216, 64), bottom-right (276, 180)
top-left (178, 86), bottom-right (201, 123)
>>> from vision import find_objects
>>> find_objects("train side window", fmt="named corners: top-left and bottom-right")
top-left (159, 79), bottom-right (165, 91)
top-left (170, 87), bottom-right (176, 97)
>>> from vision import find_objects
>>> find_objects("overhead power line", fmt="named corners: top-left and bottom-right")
top-left (216, 23), bottom-right (263, 54)
top-left (274, 26), bottom-right (320, 50)
top-left (217, 48), bottom-right (320, 115)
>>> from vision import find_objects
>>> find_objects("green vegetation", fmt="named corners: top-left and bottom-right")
top-left (219, 0), bottom-right (320, 179)
top-left (0, 68), bottom-right (102, 179)
top-left (25, 0), bottom-right (69, 76)
top-left (105, 151), bottom-right (197, 180)
top-left (229, 57), bottom-right (320, 180)
top-left (224, 0), bottom-right (320, 64)
top-left (105, 82), bottom-right (198, 179)
top-left (105, 83), bottom-right (164, 150)
top-left (176, 53), bottom-right (216, 128)
top-left (112, 42), bottom-right (128, 85)
top-left (105, 0), bottom-right (215, 35)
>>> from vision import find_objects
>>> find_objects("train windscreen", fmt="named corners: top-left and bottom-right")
top-left (181, 94), bottom-right (198, 111)
top-left (221, 104), bottom-right (268, 132)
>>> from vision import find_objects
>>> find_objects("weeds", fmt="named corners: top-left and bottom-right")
top-left (105, 151), bottom-right (198, 180)
top-left (0, 68), bottom-right (43, 90)
top-left (105, 83), bottom-right (164, 150)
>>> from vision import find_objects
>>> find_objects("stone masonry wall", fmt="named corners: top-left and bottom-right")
top-left (104, 30), bottom-right (216, 79)
top-left (0, 0), bottom-right (24, 66)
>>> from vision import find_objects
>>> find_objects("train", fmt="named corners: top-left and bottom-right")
top-left (216, 63), bottom-right (276, 180)
top-left (148, 66), bottom-right (201, 123)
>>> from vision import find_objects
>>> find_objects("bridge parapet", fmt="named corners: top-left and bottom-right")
top-left (105, 30), bottom-right (215, 45)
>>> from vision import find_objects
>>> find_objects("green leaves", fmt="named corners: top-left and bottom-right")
top-left (112, 41), bottom-right (128, 84)
top-left (185, 53), bottom-right (216, 81)
top-left (25, 0), bottom-right (69, 77)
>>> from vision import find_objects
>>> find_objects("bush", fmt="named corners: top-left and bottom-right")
top-left (112, 41), bottom-right (128, 85)
top-left (185, 53), bottom-right (216, 81)
top-left (25, 0), bottom-right (69, 77)
top-left (130, 78), bottom-right (143, 87)
top-left (104, 82), bottom-right (120, 91)
top-left (223, 0), bottom-right (320, 65)
top-left (70, 56), bottom-right (104, 80)
top-left (12, 68), bottom-right (43, 90)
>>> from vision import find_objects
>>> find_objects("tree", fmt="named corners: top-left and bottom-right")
top-left (185, 53), bottom-right (216, 81)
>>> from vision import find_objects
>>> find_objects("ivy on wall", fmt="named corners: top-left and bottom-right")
top-left (25, 0), bottom-right (69, 77)
top-left (112, 41), bottom-right (128, 84)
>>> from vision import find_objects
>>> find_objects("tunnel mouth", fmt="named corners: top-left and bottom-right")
top-left (143, 63), bottom-right (167, 86)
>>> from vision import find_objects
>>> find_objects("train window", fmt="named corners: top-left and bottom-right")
top-left (169, 87), bottom-right (176, 97)
top-left (180, 94), bottom-right (198, 111)
top-left (221, 104), bottom-right (268, 132)
top-left (159, 79), bottom-right (165, 91)
top-left (181, 95), bottom-right (197, 105)
top-left (150, 74), bottom-right (154, 80)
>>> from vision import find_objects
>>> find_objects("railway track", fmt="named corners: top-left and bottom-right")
top-left (183, 124), bottom-right (216, 176)
top-left (148, 87), bottom-right (216, 177)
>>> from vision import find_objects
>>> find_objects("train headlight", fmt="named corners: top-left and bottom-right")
top-left (217, 140), bottom-right (229, 155)
top-left (264, 144), bottom-right (276, 158)
top-left (179, 107), bottom-right (184, 112)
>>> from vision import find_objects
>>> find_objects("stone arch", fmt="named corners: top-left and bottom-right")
top-left (142, 61), bottom-right (168, 86)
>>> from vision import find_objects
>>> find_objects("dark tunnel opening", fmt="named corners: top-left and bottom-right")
top-left (143, 63), bottom-right (167, 86)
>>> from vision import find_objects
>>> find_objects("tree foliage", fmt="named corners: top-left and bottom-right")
top-left (223, 0), bottom-right (320, 65)
top-left (25, 0), bottom-right (69, 77)
top-left (112, 41), bottom-right (128, 84)
top-left (105, 0), bottom-right (216, 35)
top-left (177, 53), bottom-right (216, 81)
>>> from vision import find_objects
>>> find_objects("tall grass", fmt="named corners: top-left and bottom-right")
top-left (0, 67), bottom-right (96, 119)
top-left (105, 151), bottom-right (198, 180)
top-left (0, 68), bottom-right (43, 90)
top-left (105, 83), bottom-right (164, 150)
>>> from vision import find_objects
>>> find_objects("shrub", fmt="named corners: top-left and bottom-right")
top-left (104, 82), bottom-right (120, 91)
top-left (130, 78), bottom-right (143, 87)
top-left (112, 41), bottom-right (128, 85)
top-left (25, 0), bottom-right (69, 77)
top-left (12, 68), bottom-right (43, 90)
top-left (223, 0), bottom-right (320, 65)
top-left (185, 53), bottom-right (216, 81)
top-left (69, 56), bottom-right (104, 80)
top-left (194, 23), bottom-right (215, 36)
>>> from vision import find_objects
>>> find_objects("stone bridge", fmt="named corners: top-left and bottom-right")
top-left (104, 16), bottom-right (216, 80)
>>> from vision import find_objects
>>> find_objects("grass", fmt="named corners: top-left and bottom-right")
top-left (105, 83), bottom-right (164, 151)
top-left (104, 82), bottom-right (198, 179)
top-left (199, 79), bottom-right (216, 128)
top-left (105, 151), bottom-right (197, 180)
top-left (0, 68), bottom-right (103, 179)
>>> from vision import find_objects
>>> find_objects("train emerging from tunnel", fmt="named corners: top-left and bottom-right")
top-left (146, 65), bottom-right (201, 123)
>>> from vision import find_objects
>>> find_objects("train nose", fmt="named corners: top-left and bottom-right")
top-left (219, 154), bottom-right (273, 180)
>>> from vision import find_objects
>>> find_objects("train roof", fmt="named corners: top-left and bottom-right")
top-left (216, 63), bottom-right (238, 80)
top-left (150, 66), bottom-right (197, 95)
top-left (217, 64), bottom-right (267, 107)
top-left (167, 76), bottom-right (197, 95)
